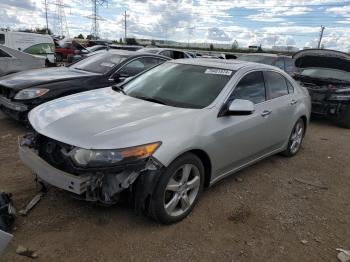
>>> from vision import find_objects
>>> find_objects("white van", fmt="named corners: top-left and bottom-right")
top-left (0, 31), bottom-right (55, 65)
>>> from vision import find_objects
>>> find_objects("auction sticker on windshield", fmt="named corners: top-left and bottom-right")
top-left (205, 69), bottom-right (232, 76)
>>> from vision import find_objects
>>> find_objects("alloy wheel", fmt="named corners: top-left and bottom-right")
top-left (164, 164), bottom-right (201, 217)
top-left (290, 120), bottom-right (304, 154)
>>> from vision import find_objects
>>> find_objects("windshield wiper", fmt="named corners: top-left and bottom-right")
top-left (134, 96), bottom-right (167, 105)
top-left (112, 84), bottom-right (126, 95)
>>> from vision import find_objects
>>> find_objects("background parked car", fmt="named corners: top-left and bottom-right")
top-left (67, 45), bottom-right (108, 63)
top-left (293, 49), bottom-right (350, 128)
top-left (237, 53), bottom-right (296, 75)
top-left (55, 39), bottom-right (87, 62)
top-left (0, 30), bottom-right (55, 66)
top-left (138, 48), bottom-right (193, 59)
top-left (20, 59), bottom-right (311, 224)
top-left (0, 50), bottom-right (170, 121)
top-left (0, 45), bottom-right (46, 77)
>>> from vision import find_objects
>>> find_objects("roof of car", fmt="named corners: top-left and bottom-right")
top-left (140, 48), bottom-right (189, 53)
top-left (239, 53), bottom-right (292, 58)
top-left (171, 58), bottom-right (280, 71)
top-left (91, 49), bottom-right (170, 59)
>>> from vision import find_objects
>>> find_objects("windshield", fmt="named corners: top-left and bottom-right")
top-left (70, 52), bottom-right (126, 74)
top-left (238, 55), bottom-right (276, 65)
top-left (123, 63), bottom-right (234, 109)
top-left (300, 68), bottom-right (350, 82)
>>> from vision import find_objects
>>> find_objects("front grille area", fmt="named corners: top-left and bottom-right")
top-left (309, 91), bottom-right (327, 102)
top-left (0, 85), bottom-right (15, 99)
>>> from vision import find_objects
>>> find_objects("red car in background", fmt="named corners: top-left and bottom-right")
top-left (54, 40), bottom-right (87, 62)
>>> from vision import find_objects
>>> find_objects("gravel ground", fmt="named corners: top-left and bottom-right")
top-left (0, 112), bottom-right (349, 262)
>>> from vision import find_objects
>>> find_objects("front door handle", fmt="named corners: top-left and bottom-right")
top-left (291, 100), bottom-right (298, 105)
top-left (261, 110), bottom-right (272, 117)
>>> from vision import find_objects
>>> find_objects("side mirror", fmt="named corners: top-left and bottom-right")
top-left (113, 73), bottom-right (129, 84)
top-left (226, 99), bottom-right (255, 116)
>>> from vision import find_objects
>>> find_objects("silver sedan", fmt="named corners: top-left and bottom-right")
top-left (19, 59), bottom-right (311, 224)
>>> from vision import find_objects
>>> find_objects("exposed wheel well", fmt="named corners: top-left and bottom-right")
top-left (189, 149), bottom-right (212, 188)
top-left (300, 115), bottom-right (308, 134)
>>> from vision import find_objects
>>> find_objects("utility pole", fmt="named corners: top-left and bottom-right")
top-left (94, 0), bottom-right (97, 39)
top-left (124, 11), bottom-right (127, 43)
top-left (318, 25), bottom-right (325, 49)
top-left (45, 0), bottom-right (49, 34)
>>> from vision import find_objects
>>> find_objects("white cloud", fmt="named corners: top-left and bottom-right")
top-left (0, 0), bottom-right (349, 51)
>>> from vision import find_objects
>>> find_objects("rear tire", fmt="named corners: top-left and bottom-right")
top-left (336, 107), bottom-right (350, 129)
top-left (149, 153), bottom-right (204, 224)
top-left (282, 118), bottom-right (305, 157)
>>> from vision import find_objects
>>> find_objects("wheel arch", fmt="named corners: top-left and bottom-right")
top-left (187, 149), bottom-right (212, 188)
top-left (300, 115), bottom-right (308, 134)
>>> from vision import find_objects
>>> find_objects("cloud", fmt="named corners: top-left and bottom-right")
top-left (206, 27), bottom-right (231, 41)
top-left (0, 0), bottom-right (350, 51)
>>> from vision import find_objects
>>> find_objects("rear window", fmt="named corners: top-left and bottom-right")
top-left (70, 52), bottom-right (126, 74)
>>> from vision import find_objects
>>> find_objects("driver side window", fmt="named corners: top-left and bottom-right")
top-left (229, 71), bottom-right (266, 104)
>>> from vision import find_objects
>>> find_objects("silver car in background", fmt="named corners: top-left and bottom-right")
top-left (19, 59), bottom-right (311, 224)
top-left (0, 45), bottom-right (46, 77)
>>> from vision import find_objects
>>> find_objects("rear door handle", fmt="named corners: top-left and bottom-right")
top-left (291, 100), bottom-right (298, 105)
top-left (261, 110), bottom-right (272, 117)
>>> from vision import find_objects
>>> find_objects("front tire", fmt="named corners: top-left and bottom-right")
top-left (282, 118), bottom-right (305, 157)
top-left (149, 153), bottom-right (204, 224)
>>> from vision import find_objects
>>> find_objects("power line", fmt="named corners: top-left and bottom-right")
top-left (121, 2), bottom-right (350, 8)
top-left (124, 22), bottom-right (322, 37)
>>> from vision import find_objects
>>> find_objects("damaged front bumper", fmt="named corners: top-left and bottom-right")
top-left (18, 135), bottom-right (163, 209)
top-left (19, 145), bottom-right (89, 195)
top-left (311, 100), bottom-right (349, 117)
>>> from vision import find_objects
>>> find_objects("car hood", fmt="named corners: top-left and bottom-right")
top-left (293, 49), bottom-right (350, 72)
top-left (29, 87), bottom-right (199, 149)
top-left (0, 67), bottom-right (99, 90)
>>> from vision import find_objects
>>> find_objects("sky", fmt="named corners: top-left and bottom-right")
top-left (1, 0), bottom-right (350, 51)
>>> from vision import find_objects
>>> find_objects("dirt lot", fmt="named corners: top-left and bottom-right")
top-left (0, 112), bottom-right (349, 262)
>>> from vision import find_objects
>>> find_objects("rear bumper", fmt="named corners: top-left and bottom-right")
top-left (19, 144), bottom-right (88, 195)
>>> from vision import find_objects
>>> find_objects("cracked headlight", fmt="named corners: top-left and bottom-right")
top-left (71, 142), bottom-right (161, 167)
top-left (14, 88), bottom-right (49, 100)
